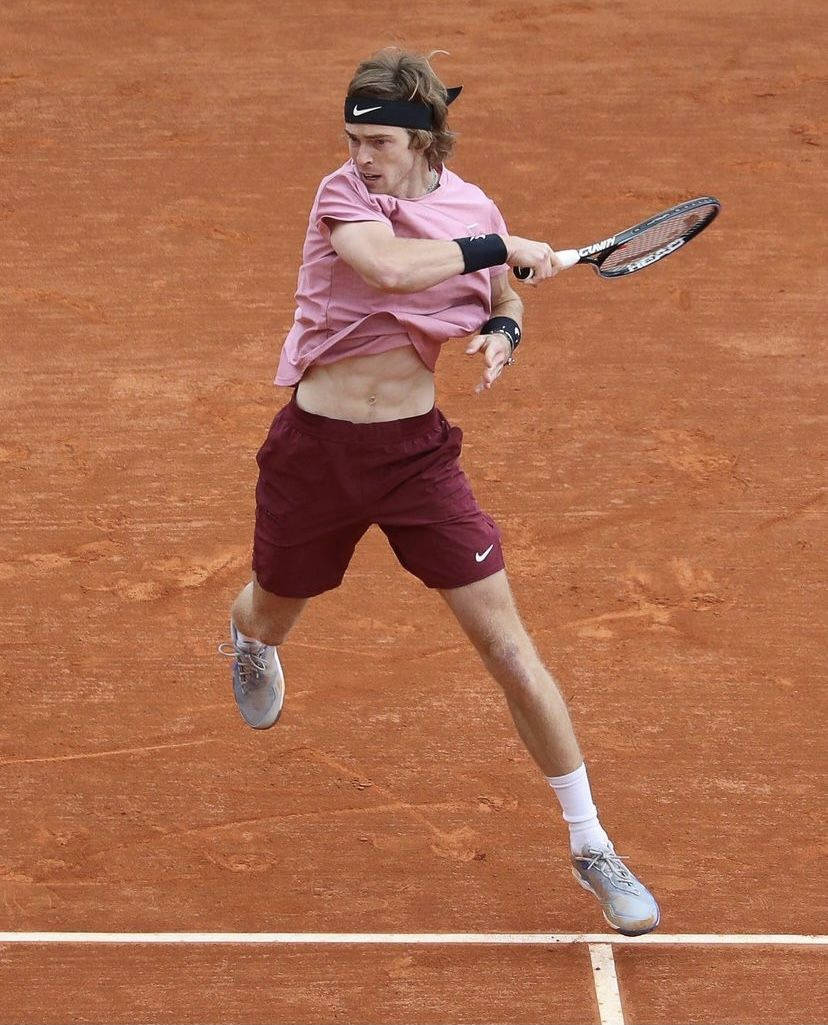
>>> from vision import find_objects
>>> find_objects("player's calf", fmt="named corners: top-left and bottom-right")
top-left (231, 577), bottom-right (306, 647)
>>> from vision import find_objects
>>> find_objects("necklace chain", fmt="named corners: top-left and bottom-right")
top-left (424, 169), bottom-right (439, 195)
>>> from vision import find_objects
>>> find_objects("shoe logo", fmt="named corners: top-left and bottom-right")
top-left (475, 543), bottom-right (495, 563)
top-left (352, 104), bottom-right (382, 117)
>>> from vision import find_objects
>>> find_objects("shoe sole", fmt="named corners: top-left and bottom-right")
top-left (235, 690), bottom-right (283, 729)
top-left (572, 868), bottom-right (661, 937)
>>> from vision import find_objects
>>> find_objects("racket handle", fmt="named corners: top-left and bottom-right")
top-left (513, 248), bottom-right (580, 281)
top-left (556, 249), bottom-right (580, 269)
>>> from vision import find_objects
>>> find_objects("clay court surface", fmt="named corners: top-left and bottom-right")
top-left (1, 1), bottom-right (825, 1022)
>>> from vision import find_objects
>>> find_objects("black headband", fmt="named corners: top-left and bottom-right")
top-left (344, 86), bottom-right (462, 130)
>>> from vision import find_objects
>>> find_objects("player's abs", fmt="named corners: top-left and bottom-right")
top-left (295, 344), bottom-right (435, 423)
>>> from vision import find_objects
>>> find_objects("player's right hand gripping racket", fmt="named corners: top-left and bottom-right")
top-left (514, 196), bottom-right (720, 280)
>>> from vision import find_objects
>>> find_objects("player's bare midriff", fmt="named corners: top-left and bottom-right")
top-left (295, 343), bottom-right (435, 423)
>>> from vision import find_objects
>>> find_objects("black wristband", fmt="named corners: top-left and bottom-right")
top-left (453, 234), bottom-right (508, 274)
top-left (480, 315), bottom-right (521, 354)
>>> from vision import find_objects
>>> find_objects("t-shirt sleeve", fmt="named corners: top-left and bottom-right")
top-left (314, 173), bottom-right (393, 236)
top-left (489, 201), bottom-right (510, 279)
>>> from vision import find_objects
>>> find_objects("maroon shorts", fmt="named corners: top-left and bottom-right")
top-left (252, 393), bottom-right (505, 598)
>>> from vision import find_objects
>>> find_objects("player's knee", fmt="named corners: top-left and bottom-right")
top-left (483, 634), bottom-right (535, 689)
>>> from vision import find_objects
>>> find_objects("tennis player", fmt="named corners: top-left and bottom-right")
top-left (220, 48), bottom-right (659, 936)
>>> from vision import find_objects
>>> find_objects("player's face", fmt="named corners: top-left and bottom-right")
top-left (344, 124), bottom-right (429, 198)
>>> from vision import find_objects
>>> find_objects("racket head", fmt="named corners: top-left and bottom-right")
top-left (592, 196), bottom-right (720, 278)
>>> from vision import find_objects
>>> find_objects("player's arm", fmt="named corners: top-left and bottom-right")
top-left (489, 272), bottom-right (523, 326)
top-left (327, 219), bottom-right (463, 292)
top-left (326, 219), bottom-right (556, 294)
top-left (465, 272), bottom-right (525, 394)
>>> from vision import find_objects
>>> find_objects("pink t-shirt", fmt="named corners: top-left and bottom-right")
top-left (275, 159), bottom-right (509, 385)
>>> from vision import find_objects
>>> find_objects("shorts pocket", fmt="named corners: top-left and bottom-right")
top-left (417, 422), bottom-right (464, 490)
top-left (255, 426), bottom-right (335, 515)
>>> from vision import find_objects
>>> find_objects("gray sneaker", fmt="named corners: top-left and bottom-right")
top-left (218, 621), bottom-right (285, 729)
top-left (571, 845), bottom-right (660, 936)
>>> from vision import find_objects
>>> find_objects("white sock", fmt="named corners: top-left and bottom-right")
top-left (546, 762), bottom-right (611, 855)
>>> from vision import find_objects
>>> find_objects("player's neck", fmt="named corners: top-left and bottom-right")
top-left (394, 163), bottom-right (439, 200)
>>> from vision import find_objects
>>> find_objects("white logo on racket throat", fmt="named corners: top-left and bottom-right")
top-left (580, 236), bottom-right (616, 257)
top-left (475, 544), bottom-right (495, 563)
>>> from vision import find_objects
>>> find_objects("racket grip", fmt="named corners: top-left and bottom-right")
top-left (513, 248), bottom-right (580, 280)
top-left (556, 249), bottom-right (580, 269)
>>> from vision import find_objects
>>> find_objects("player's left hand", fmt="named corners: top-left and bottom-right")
top-left (465, 332), bottom-right (513, 394)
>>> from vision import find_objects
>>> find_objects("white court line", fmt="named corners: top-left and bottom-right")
top-left (4, 932), bottom-right (821, 1025)
top-left (0, 932), bottom-right (824, 945)
top-left (589, 944), bottom-right (625, 1025)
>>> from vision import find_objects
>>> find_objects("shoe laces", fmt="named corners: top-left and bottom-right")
top-left (582, 847), bottom-right (638, 891)
top-left (217, 642), bottom-right (270, 693)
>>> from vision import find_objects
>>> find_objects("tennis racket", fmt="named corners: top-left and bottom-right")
top-left (514, 196), bottom-right (720, 280)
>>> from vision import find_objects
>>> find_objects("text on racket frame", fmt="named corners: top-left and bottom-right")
top-left (621, 236), bottom-right (686, 273)
top-left (579, 236), bottom-right (616, 257)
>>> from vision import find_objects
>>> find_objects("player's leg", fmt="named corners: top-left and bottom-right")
top-left (222, 393), bottom-right (369, 729)
top-left (375, 407), bottom-right (658, 932)
top-left (219, 574), bottom-right (310, 731)
top-left (440, 568), bottom-right (660, 935)
top-left (231, 572), bottom-right (308, 646)
top-left (438, 568), bottom-right (581, 777)
top-left (223, 522), bottom-right (367, 731)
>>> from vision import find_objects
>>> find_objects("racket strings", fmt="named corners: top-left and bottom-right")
top-left (601, 203), bottom-right (718, 272)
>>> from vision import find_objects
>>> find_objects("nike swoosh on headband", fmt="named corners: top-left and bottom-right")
top-left (344, 87), bottom-right (462, 130)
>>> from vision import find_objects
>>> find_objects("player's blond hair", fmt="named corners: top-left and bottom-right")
top-left (346, 48), bottom-right (457, 169)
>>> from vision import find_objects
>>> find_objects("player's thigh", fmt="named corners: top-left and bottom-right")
top-left (439, 568), bottom-right (534, 662)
